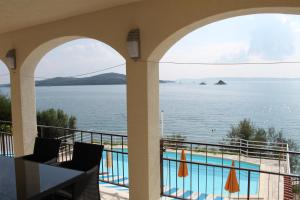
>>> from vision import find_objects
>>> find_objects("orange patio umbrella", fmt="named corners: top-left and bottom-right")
top-left (106, 151), bottom-right (112, 169)
top-left (225, 160), bottom-right (240, 193)
top-left (178, 149), bottom-right (188, 177)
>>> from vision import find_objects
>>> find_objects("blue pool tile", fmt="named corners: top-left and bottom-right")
top-left (101, 184), bottom-right (128, 191)
top-left (105, 185), bottom-right (120, 188)
top-left (114, 177), bottom-right (128, 183)
top-left (99, 174), bottom-right (118, 179)
top-left (214, 197), bottom-right (224, 200)
top-left (117, 188), bottom-right (129, 191)
top-left (181, 190), bottom-right (193, 199)
top-left (165, 187), bottom-right (178, 195)
top-left (197, 193), bottom-right (208, 200)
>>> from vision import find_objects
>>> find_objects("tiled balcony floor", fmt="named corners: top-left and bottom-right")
top-left (100, 183), bottom-right (129, 200)
top-left (99, 184), bottom-right (175, 200)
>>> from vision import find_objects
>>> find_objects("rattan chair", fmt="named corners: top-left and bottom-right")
top-left (54, 142), bottom-right (104, 200)
top-left (20, 137), bottom-right (61, 164)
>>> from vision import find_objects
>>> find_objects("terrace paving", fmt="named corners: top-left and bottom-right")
top-left (100, 183), bottom-right (129, 200)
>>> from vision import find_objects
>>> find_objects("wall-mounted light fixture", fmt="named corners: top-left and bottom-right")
top-left (5, 49), bottom-right (16, 70)
top-left (127, 29), bottom-right (140, 60)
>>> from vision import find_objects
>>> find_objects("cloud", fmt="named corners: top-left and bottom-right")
top-left (162, 42), bottom-right (249, 64)
top-left (247, 15), bottom-right (295, 60)
top-left (159, 14), bottom-right (300, 80)
top-left (215, 43), bottom-right (249, 63)
top-left (35, 39), bottom-right (125, 79)
top-left (0, 61), bottom-right (9, 84)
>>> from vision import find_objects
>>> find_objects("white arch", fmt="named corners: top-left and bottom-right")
top-left (0, 59), bottom-right (10, 85)
top-left (149, 7), bottom-right (300, 61)
top-left (20, 36), bottom-right (126, 76)
top-left (10, 36), bottom-right (126, 156)
top-left (34, 38), bottom-right (126, 80)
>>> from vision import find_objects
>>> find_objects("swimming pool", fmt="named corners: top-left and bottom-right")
top-left (99, 149), bottom-right (260, 197)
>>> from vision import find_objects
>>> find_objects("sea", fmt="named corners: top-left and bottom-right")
top-left (1, 78), bottom-right (300, 144)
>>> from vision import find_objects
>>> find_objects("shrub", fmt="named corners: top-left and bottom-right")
top-left (0, 93), bottom-right (77, 138)
top-left (0, 93), bottom-right (11, 121)
top-left (228, 119), bottom-right (260, 140)
top-left (37, 108), bottom-right (77, 138)
top-left (227, 118), bottom-right (299, 173)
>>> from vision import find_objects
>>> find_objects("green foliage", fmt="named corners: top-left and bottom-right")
top-left (0, 93), bottom-right (77, 138)
top-left (37, 109), bottom-right (77, 138)
top-left (165, 133), bottom-right (186, 141)
top-left (253, 128), bottom-right (267, 142)
top-left (293, 185), bottom-right (300, 194)
top-left (0, 93), bottom-right (11, 121)
top-left (0, 93), bottom-right (12, 133)
top-left (227, 119), bottom-right (256, 140)
top-left (228, 118), bottom-right (299, 173)
top-left (164, 133), bottom-right (186, 150)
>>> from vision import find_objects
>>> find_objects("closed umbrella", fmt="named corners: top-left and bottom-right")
top-left (106, 151), bottom-right (112, 169)
top-left (178, 149), bottom-right (188, 177)
top-left (225, 160), bottom-right (240, 195)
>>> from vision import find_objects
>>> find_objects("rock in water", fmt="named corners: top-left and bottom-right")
top-left (215, 80), bottom-right (226, 85)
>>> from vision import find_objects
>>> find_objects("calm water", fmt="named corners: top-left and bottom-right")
top-left (1, 78), bottom-right (300, 144)
top-left (162, 151), bottom-right (259, 195)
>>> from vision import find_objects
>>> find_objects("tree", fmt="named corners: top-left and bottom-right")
top-left (253, 128), bottom-right (267, 142)
top-left (227, 119), bottom-right (299, 173)
top-left (227, 119), bottom-right (256, 140)
top-left (0, 93), bottom-right (12, 133)
top-left (37, 109), bottom-right (77, 138)
top-left (0, 93), bottom-right (77, 138)
top-left (0, 93), bottom-right (11, 121)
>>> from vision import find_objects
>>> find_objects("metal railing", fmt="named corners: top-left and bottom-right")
top-left (37, 125), bottom-right (129, 188)
top-left (2, 120), bottom-right (300, 200)
top-left (164, 134), bottom-right (288, 159)
top-left (161, 138), bottom-right (300, 200)
top-left (0, 120), bottom-right (13, 157)
top-left (221, 137), bottom-right (288, 160)
top-left (0, 120), bottom-right (129, 187)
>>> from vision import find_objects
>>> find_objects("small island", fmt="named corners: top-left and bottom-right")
top-left (215, 80), bottom-right (226, 85)
top-left (199, 82), bottom-right (207, 85)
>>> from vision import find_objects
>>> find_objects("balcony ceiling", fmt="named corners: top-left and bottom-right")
top-left (0, 0), bottom-right (141, 34)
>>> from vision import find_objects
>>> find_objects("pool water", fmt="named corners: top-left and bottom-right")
top-left (163, 151), bottom-right (260, 196)
top-left (99, 149), bottom-right (260, 197)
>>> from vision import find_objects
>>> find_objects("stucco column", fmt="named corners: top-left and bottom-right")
top-left (126, 60), bottom-right (160, 200)
top-left (10, 69), bottom-right (37, 156)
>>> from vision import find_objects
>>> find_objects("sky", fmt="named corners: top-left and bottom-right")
top-left (1, 13), bottom-right (300, 83)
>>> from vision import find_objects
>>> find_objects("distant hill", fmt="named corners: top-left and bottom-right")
top-left (35, 73), bottom-right (173, 86)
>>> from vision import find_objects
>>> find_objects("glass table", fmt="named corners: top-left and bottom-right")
top-left (0, 156), bottom-right (85, 200)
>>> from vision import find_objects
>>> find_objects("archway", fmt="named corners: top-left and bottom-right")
top-left (148, 8), bottom-right (300, 61)
top-left (159, 13), bottom-right (300, 141)
top-left (147, 9), bottom-right (300, 144)
top-left (0, 60), bottom-right (12, 156)
top-left (155, 13), bottom-right (300, 199)
top-left (35, 38), bottom-right (126, 132)
top-left (0, 59), bottom-right (10, 99)
top-left (11, 36), bottom-right (126, 156)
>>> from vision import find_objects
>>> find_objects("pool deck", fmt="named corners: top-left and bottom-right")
top-left (99, 184), bottom-right (129, 200)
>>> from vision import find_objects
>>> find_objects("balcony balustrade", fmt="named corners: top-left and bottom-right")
top-left (1, 120), bottom-right (300, 200)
